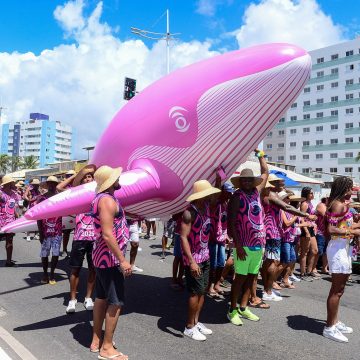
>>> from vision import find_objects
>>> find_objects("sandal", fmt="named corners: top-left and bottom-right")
top-left (98, 353), bottom-right (127, 360)
top-left (207, 291), bottom-right (222, 299)
top-left (90, 342), bottom-right (117, 353)
top-left (249, 300), bottom-right (270, 309)
top-left (280, 282), bottom-right (295, 289)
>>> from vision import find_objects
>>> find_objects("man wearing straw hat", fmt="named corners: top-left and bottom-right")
top-left (90, 165), bottom-right (131, 359)
top-left (65, 165), bottom-right (97, 314)
top-left (23, 178), bottom-right (41, 241)
top-left (0, 174), bottom-right (21, 266)
top-left (227, 150), bottom-right (268, 325)
top-left (36, 176), bottom-right (62, 284)
top-left (181, 179), bottom-right (221, 341)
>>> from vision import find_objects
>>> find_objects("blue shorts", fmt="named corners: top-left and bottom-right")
top-left (280, 242), bottom-right (296, 264)
top-left (316, 234), bottom-right (327, 256)
top-left (173, 233), bottom-right (182, 257)
top-left (209, 242), bottom-right (226, 268)
top-left (265, 238), bottom-right (281, 261)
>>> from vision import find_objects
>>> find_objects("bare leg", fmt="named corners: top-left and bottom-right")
top-left (62, 230), bottom-right (71, 254)
top-left (299, 237), bottom-right (310, 275)
top-left (41, 257), bottom-right (49, 282)
top-left (230, 274), bottom-right (246, 309)
top-left (264, 259), bottom-right (280, 294)
top-left (90, 298), bottom-right (107, 351)
top-left (322, 254), bottom-right (329, 273)
top-left (187, 294), bottom-right (200, 328)
top-left (308, 236), bottom-right (319, 273)
top-left (152, 221), bottom-right (156, 236)
top-left (5, 235), bottom-right (14, 263)
top-left (195, 295), bottom-right (205, 324)
top-left (239, 274), bottom-right (255, 308)
top-left (129, 242), bottom-right (138, 266)
top-left (161, 236), bottom-right (167, 258)
top-left (86, 267), bottom-right (96, 299)
top-left (69, 268), bottom-right (81, 300)
top-left (177, 260), bottom-right (184, 286)
top-left (213, 267), bottom-right (224, 293)
top-left (50, 256), bottom-right (59, 281)
top-left (221, 257), bottom-right (234, 282)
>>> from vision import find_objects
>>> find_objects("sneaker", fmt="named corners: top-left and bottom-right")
top-left (309, 272), bottom-right (320, 280)
top-left (227, 308), bottom-right (243, 326)
top-left (132, 265), bottom-right (144, 273)
top-left (300, 274), bottom-right (313, 282)
top-left (137, 247), bottom-right (142, 252)
top-left (183, 326), bottom-right (206, 341)
top-left (289, 274), bottom-right (301, 282)
top-left (272, 289), bottom-right (282, 297)
top-left (143, 235), bottom-right (150, 239)
top-left (66, 299), bottom-right (77, 314)
top-left (5, 261), bottom-right (17, 267)
top-left (262, 291), bottom-right (283, 302)
top-left (84, 298), bottom-right (94, 311)
top-left (336, 321), bottom-right (353, 334)
top-left (323, 326), bottom-right (348, 343)
top-left (238, 307), bottom-right (259, 322)
top-left (196, 322), bottom-right (213, 335)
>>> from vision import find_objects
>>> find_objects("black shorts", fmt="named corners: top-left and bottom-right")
top-left (95, 267), bottom-right (125, 306)
top-left (301, 227), bottom-right (315, 238)
top-left (69, 241), bottom-right (94, 269)
top-left (184, 260), bottom-right (210, 295)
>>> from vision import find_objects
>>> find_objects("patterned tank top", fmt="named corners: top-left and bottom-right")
top-left (36, 194), bottom-right (62, 237)
top-left (326, 207), bottom-right (353, 241)
top-left (210, 201), bottom-right (228, 244)
top-left (0, 190), bottom-right (19, 227)
top-left (29, 186), bottom-right (40, 208)
top-left (74, 213), bottom-right (98, 241)
top-left (263, 197), bottom-right (281, 240)
top-left (91, 193), bottom-right (129, 268)
top-left (280, 211), bottom-right (296, 243)
top-left (234, 189), bottom-right (265, 247)
top-left (182, 203), bottom-right (211, 266)
top-left (315, 209), bottom-right (326, 236)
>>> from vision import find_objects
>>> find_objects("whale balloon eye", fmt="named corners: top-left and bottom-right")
top-left (169, 106), bottom-right (190, 133)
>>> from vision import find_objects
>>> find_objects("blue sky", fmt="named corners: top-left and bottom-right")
top-left (1, 0), bottom-right (360, 55)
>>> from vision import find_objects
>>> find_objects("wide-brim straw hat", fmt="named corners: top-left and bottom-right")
top-left (268, 173), bottom-right (282, 183)
top-left (186, 180), bottom-right (221, 202)
top-left (231, 169), bottom-right (263, 188)
top-left (66, 170), bottom-right (76, 176)
top-left (41, 176), bottom-right (59, 189)
top-left (94, 166), bottom-right (122, 194)
top-left (72, 164), bottom-right (97, 187)
top-left (265, 181), bottom-right (275, 188)
top-left (2, 175), bottom-right (15, 186)
top-left (289, 195), bottom-right (306, 202)
top-left (30, 178), bottom-right (40, 185)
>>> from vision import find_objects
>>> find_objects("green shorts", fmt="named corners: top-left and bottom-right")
top-left (233, 247), bottom-right (263, 275)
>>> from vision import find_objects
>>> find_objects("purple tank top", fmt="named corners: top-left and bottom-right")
top-left (281, 211), bottom-right (296, 243)
top-left (210, 201), bottom-right (228, 244)
top-left (182, 203), bottom-right (211, 266)
top-left (315, 211), bottom-right (325, 236)
top-left (0, 190), bottom-right (19, 227)
top-left (264, 200), bottom-right (281, 240)
top-left (91, 193), bottom-right (129, 268)
top-left (37, 194), bottom-right (62, 238)
top-left (74, 213), bottom-right (98, 241)
top-left (234, 189), bottom-right (265, 247)
top-left (29, 187), bottom-right (40, 208)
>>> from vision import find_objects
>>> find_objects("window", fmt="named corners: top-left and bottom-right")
top-left (303, 114), bottom-right (310, 119)
top-left (346, 108), bottom-right (354, 114)
top-left (330, 167), bottom-right (337, 173)
top-left (345, 152), bottom-right (353, 158)
top-left (316, 154), bottom-right (323, 160)
top-left (290, 155), bottom-right (296, 161)
top-left (278, 130), bottom-right (285, 136)
top-left (315, 168), bottom-right (323, 172)
top-left (316, 140), bottom-right (323, 145)
top-left (331, 96), bottom-right (338, 102)
top-left (304, 100), bottom-right (310, 106)
top-left (316, 71), bottom-right (324, 77)
top-left (303, 141), bottom-right (310, 147)
top-left (345, 137), bottom-right (353, 143)
top-left (267, 132), bottom-right (273, 137)
top-left (346, 64), bottom-right (355, 71)
top-left (278, 156), bottom-right (284, 162)
top-left (331, 110), bottom-right (338, 116)
top-left (290, 116), bottom-right (297, 121)
top-left (345, 167), bottom-right (353, 173)
top-left (278, 143), bottom-right (285, 148)
top-left (316, 112), bottom-right (323, 118)
top-left (331, 82), bottom-right (338, 88)
top-left (330, 153), bottom-right (338, 159)
top-left (302, 168), bottom-right (310, 174)
top-left (317, 98), bottom-right (324, 104)
top-left (346, 79), bottom-right (354, 85)
top-left (331, 54), bottom-right (338, 60)
top-left (346, 50), bottom-right (354, 57)
top-left (346, 93), bottom-right (354, 100)
top-left (304, 87), bottom-right (310, 93)
top-left (291, 103), bottom-right (297, 108)
top-left (345, 123), bottom-right (353, 129)
top-left (316, 126), bottom-right (323, 132)
top-left (266, 144), bottom-right (272, 149)
top-left (279, 117), bottom-right (285, 123)
top-left (303, 127), bottom-right (310, 133)
top-left (290, 142), bottom-right (296, 147)
top-left (303, 154), bottom-right (310, 160)
top-left (316, 84), bottom-right (324, 91)
top-left (331, 139), bottom-right (338, 144)
top-left (290, 129), bottom-right (297, 135)
top-left (330, 124), bottom-right (338, 131)
top-left (317, 57), bottom-right (324, 64)
top-left (331, 68), bottom-right (339, 74)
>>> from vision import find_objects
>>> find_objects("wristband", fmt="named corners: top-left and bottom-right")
top-left (255, 150), bottom-right (266, 158)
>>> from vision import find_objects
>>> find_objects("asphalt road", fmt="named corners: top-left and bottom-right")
top-left (0, 233), bottom-right (359, 360)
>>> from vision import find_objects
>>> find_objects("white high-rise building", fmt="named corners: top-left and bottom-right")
top-left (263, 38), bottom-right (360, 181)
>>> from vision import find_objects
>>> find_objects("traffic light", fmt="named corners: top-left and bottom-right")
top-left (124, 77), bottom-right (137, 100)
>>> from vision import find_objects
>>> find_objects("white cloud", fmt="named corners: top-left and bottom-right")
top-left (0, 1), bottom-right (218, 158)
top-left (195, 0), bottom-right (233, 17)
top-left (233, 0), bottom-right (346, 51)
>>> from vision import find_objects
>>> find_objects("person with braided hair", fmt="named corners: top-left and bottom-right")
top-left (323, 176), bottom-right (360, 343)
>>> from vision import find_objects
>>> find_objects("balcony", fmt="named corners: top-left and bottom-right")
top-left (275, 115), bottom-right (338, 129)
top-left (344, 127), bottom-right (360, 135)
top-left (302, 142), bottom-right (359, 152)
top-left (345, 83), bottom-right (360, 91)
top-left (311, 53), bottom-right (360, 70)
top-left (303, 97), bottom-right (360, 111)
top-left (307, 73), bottom-right (338, 85)
top-left (338, 158), bottom-right (358, 165)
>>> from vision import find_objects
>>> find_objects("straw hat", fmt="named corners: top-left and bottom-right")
top-left (265, 181), bottom-right (275, 188)
top-left (94, 166), bottom-right (122, 194)
top-left (186, 180), bottom-right (221, 202)
top-left (231, 169), bottom-right (263, 188)
top-left (1, 175), bottom-right (15, 186)
top-left (66, 170), bottom-right (76, 176)
top-left (289, 195), bottom-right (306, 202)
top-left (72, 164), bottom-right (96, 187)
top-left (46, 176), bottom-right (59, 184)
top-left (268, 173), bottom-right (282, 182)
top-left (278, 190), bottom-right (291, 200)
top-left (30, 178), bottom-right (40, 185)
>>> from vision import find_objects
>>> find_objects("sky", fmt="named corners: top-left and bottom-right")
top-left (1, 0), bottom-right (360, 158)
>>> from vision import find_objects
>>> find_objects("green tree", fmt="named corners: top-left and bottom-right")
top-left (357, 152), bottom-right (360, 161)
top-left (22, 155), bottom-right (39, 169)
top-left (0, 154), bottom-right (10, 174)
top-left (10, 155), bottom-right (23, 172)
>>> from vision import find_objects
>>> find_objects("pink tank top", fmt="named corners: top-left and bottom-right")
top-left (37, 194), bottom-right (62, 238)
top-left (91, 193), bottom-right (129, 268)
top-left (234, 189), bottom-right (265, 247)
top-left (29, 187), bottom-right (40, 208)
top-left (264, 200), bottom-right (281, 240)
top-left (182, 203), bottom-right (211, 266)
top-left (326, 207), bottom-right (353, 241)
top-left (0, 190), bottom-right (19, 227)
top-left (315, 211), bottom-right (325, 236)
top-left (210, 201), bottom-right (228, 244)
top-left (280, 211), bottom-right (296, 243)
top-left (74, 213), bottom-right (98, 241)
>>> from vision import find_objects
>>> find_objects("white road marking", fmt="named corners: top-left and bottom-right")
top-left (0, 346), bottom-right (12, 359)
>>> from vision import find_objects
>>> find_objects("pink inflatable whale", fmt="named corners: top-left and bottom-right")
top-left (5, 43), bottom-right (311, 230)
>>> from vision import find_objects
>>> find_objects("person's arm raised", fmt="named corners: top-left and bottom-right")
top-left (255, 150), bottom-right (269, 193)
top-left (56, 175), bottom-right (76, 192)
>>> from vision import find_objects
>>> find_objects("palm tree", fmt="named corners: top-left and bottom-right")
top-left (356, 152), bottom-right (360, 161)
top-left (10, 155), bottom-right (23, 172)
top-left (22, 155), bottom-right (39, 169)
top-left (0, 154), bottom-right (10, 174)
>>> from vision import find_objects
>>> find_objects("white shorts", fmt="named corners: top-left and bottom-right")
top-left (327, 239), bottom-right (352, 274)
top-left (129, 224), bottom-right (139, 243)
top-left (40, 236), bottom-right (62, 257)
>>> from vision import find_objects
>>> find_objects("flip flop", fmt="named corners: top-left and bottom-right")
top-left (207, 291), bottom-right (222, 299)
top-left (90, 342), bottom-right (117, 353)
top-left (249, 300), bottom-right (270, 309)
top-left (98, 353), bottom-right (127, 360)
top-left (280, 282), bottom-right (295, 289)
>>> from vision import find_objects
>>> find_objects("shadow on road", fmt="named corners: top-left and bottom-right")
top-left (287, 315), bottom-right (325, 335)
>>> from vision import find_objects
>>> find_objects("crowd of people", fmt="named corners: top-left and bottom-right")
top-left (0, 150), bottom-right (360, 359)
